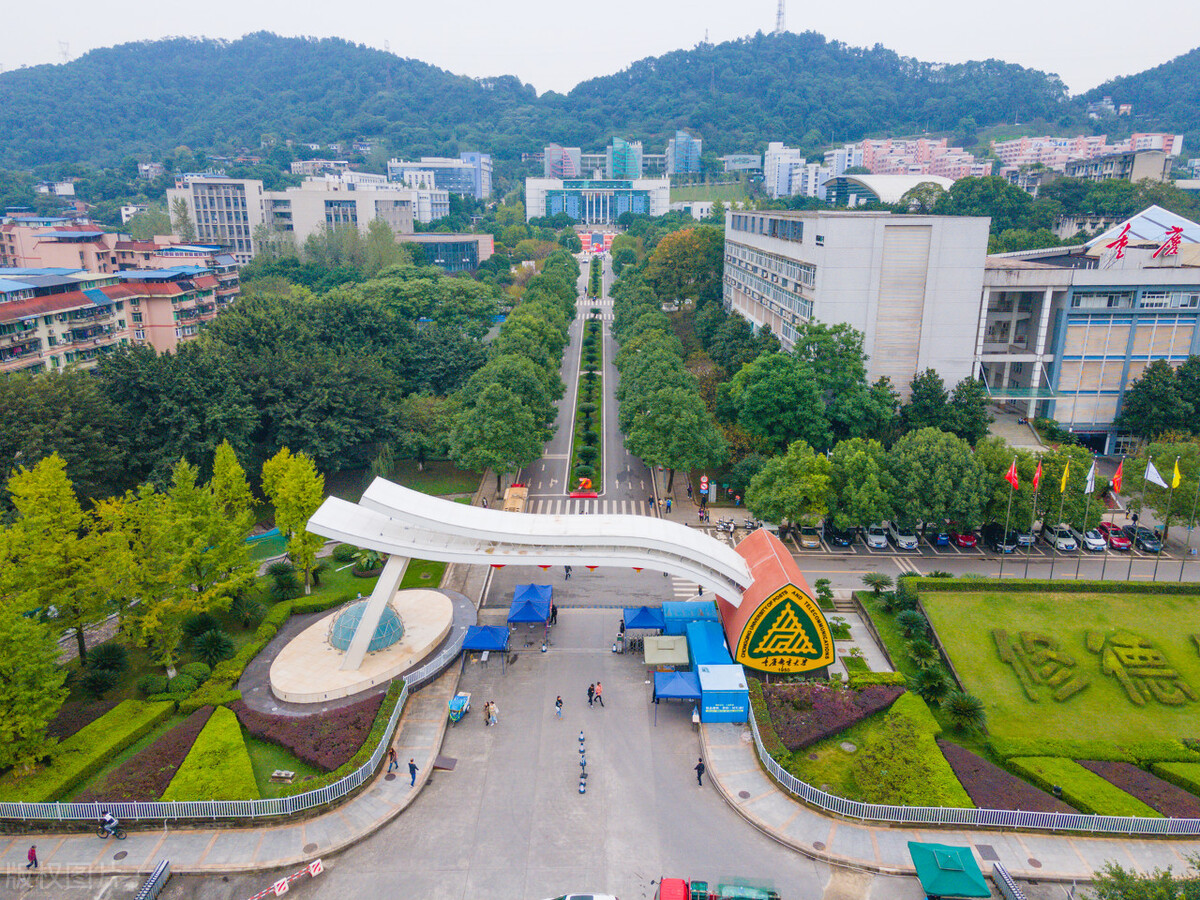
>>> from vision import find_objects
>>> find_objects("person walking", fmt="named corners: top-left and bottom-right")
top-left (550, 603), bottom-right (558, 625)
top-left (408, 758), bottom-right (418, 787)
top-left (665, 498), bottom-right (672, 513)
top-left (387, 746), bottom-right (399, 772)
top-left (564, 566), bottom-right (572, 581)
top-left (687, 484), bottom-right (693, 499)
top-left (555, 696), bottom-right (563, 719)
top-left (647, 495), bottom-right (654, 509)
top-left (594, 681), bottom-right (604, 707)
top-left (488, 701), bottom-right (499, 726)
top-left (695, 757), bottom-right (706, 786)
top-left (481, 497), bottom-right (489, 509)
top-left (587, 683), bottom-right (595, 707)
top-left (25, 845), bottom-right (37, 870)
top-left (483, 700), bottom-right (491, 727)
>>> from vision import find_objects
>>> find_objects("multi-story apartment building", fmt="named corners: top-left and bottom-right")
top-left (762, 143), bottom-right (806, 198)
top-left (723, 209), bottom-right (990, 394)
top-left (833, 138), bottom-right (992, 179)
top-left (166, 174), bottom-right (265, 264)
top-left (290, 159), bottom-right (351, 176)
top-left (666, 131), bottom-right (703, 175)
top-left (1062, 150), bottom-right (1173, 184)
top-left (386, 153), bottom-right (492, 200)
top-left (992, 133), bottom-right (1184, 172)
top-left (606, 138), bottom-right (644, 180)
top-left (525, 178), bottom-right (670, 224)
top-left (720, 154), bottom-right (762, 173)
top-left (262, 176), bottom-right (420, 239)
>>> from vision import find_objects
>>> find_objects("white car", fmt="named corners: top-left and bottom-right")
top-left (1068, 525), bottom-right (1107, 552)
top-left (864, 524), bottom-right (888, 549)
top-left (1041, 523), bottom-right (1077, 552)
top-left (888, 521), bottom-right (919, 551)
top-left (542, 895), bottom-right (619, 900)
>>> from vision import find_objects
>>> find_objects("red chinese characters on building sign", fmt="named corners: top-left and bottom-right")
top-left (1152, 226), bottom-right (1185, 259)
top-left (1105, 223), bottom-right (1132, 260)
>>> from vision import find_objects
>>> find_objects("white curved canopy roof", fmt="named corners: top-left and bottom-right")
top-left (307, 478), bottom-right (752, 604)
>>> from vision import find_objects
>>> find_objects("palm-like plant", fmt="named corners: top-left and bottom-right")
top-left (912, 667), bottom-right (950, 706)
top-left (907, 638), bottom-right (939, 669)
top-left (193, 629), bottom-right (235, 667)
top-left (896, 609), bottom-right (928, 639)
top-left (861, 572), bottom-right (893, 596)
top-left (945, 690), bottom-right (987, 733)
top-left (354, 548), bottom-right (385, 572)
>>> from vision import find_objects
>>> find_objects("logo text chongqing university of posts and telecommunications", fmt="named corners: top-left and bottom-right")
top-left (735, 584), bottom-right (834, 673)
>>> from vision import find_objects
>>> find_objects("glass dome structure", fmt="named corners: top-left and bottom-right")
top-left (329, 600), bottom-right (405, 652)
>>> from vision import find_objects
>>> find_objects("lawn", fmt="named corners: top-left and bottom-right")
top-left (245, 736), bottom-right (323, 799)
top-left (399, 560), bottom-right (447, 590)
top-left (670, 183), bottom-right (749, 203)
top-left (921, 591), bottom-right (1200, 748)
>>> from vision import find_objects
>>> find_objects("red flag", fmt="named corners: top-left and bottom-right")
top-left (1033, 460), bottom-right (1043, 491)
top-left (1004, 459), bottom-right (1019, 491)
top-left (1112, 460), bottom-right (1123, 494)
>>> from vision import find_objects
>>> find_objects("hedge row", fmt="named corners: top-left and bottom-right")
top-left (1151, 762), bottom-right (1200, 797)
top-left (1078, 760), bottom-right (1200, 818)
top-left (990, 736), bottom-right (1200, 764)
top-left (847, 671), bottom-right (908, 688)
top-left (162, 707), bottom-right (259, 801)
top-left (276, 680), bottom-right (405, 797)
top-left (747, 679), bottom-right (787, 759)
top-left (0, 700), bottom-right (173, 802)
top-left (77, 707), bottom-right (214, 802)
top-left (47, 701), bottom-right (119, 741)
top-left (906, 576), bottom-right (1200, 596)
top-left (938, 740), bottom-right (1076, 813)
top-left (1006, 757), bottom-right (1161, 817)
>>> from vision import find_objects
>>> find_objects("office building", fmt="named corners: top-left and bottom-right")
top-left (386, 153), bottom-right (493, 200)
top-left (720, 154), bottom-right (762, 173)
top-left (723, 209), bottom-right (990, 394)
top-left (403, 233), bottom-right (495, 273)
top-left (606, 138), bottom-right (643, 180)
top-left (666, 131), bottom-right (703, 175)
top-left (261, 176), bottom-right (425, 239)
top-left (544, 145), bottom-right (582, 179)
top-left (825, 174), bottom-right (955, 208)
top-left (525, 178), bottom-right (671, 224)
top-left (762, 143), bottom-right (806, 198)
top-left (166, 174), bottom-right (266, 264)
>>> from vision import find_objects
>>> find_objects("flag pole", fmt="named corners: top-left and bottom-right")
top-left (1153, 455), bottom-right (1179, 582)
top-left (1181, 466), bottom-right (1200, 582)
top-left (999, 458), bottom-right (1015, 581)
top-left (1076, 457), bottom-right (1095, 581)
top-left (1023, 482), bottom-right (1040, 579)
top-left (1128, 454), bottom-right (1151, 581)
top-left (1049, 470), bottom-right (1067, 582)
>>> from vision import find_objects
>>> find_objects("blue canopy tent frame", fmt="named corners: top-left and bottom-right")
top-left (507, 584), bottom-right (552, 645)
top-left (462, 625), bottom-right (511, 671)
top-left (651, 670), bottom-right (702, 725)
top-left (622, 606), bottom-right (666, 632)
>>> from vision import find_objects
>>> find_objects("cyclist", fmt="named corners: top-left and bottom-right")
top-left (100, 810), bottom-right (119, 838)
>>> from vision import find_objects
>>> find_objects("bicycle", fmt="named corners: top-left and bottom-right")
top-left (95, 823), bottom-right (127, 840)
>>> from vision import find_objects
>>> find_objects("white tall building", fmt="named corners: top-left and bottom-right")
top-left (723, 209), bottom-right (990, 394)
top-left (167, 174), bottom-right (266, 264)
top-left (824, 144), bottom-right (864, 176)
top-left (762, 142), bottom-right (806, 198)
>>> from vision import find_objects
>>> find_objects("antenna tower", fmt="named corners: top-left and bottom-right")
top-left (58, 41), bottom-right (70, 63)
top-left (773, 0), bottom-right (785, 34)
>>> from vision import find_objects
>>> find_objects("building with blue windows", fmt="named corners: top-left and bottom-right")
top-left (606, 138), bottom-right (643, 180)
top-left (666, 131), bottom-right (703, 175)
top-left (525, 178), bottom-right (671, 224)
top-left (387, 153), bottom-right (493, 200)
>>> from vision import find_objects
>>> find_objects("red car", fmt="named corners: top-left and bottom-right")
top-left (1097, 521), bottom-right (1131, 550)
top-left (949, 528), bottom-right (978, 549)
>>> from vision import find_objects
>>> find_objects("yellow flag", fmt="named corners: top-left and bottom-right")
top-left (1173, 458), bottom-right (1182, 489)
top-left (1060, 459), bottom-right (1070, 493)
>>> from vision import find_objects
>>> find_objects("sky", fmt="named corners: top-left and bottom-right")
top-left (2, 0), bottom-right (1197, 97)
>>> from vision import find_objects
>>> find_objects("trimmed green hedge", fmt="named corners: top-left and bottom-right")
top-left (906, 576), bottom-right (1200, 596)
top-left (991, 737), bottom-right (1200, 764)
top-left (277, 679), bottom-right (406, 797)
top-left (848, 671), bottom-right (908, 688)
top-left (1007, 757), bottom-right (1161, 817)
top-left (1151, 762), bottom-right (1200, 796)
top-left (162, 706), bottom-right (259, 801)
top-left (0, 700), bottom-right (173, 802)
top-left (747, 679), bottom-right (787, 758)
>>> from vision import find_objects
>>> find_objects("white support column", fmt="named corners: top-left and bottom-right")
top-left (339, 554), bottom-right (409, 671)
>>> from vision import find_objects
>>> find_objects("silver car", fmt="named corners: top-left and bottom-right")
top-left (1068, 525), bottom-right (1107, 552)
top-left (1041, 523), bottom-right (1077, 552)
top-left (888, 521), bottom-right (919, 550)
top-left (864, 524), bottom-right (888, 549)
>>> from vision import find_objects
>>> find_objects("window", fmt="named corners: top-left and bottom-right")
top-left (815, 235), bottom-right (825, 247)
top-left (134, 330), bottom-right (145, 340)
top-left (132, 313), bottom-right (143, 323)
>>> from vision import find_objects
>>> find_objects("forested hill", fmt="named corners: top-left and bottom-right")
top-left (0, 30), bottom-right (1182, 168)
top-left (1086, 47), bottom-right (1200, 141)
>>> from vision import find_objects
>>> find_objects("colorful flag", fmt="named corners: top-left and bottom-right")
top-left (1112, 460), bottom-right (1124, 493)
top-left (1173, 458), bottom-right (1182, 489)
top-left (1146, 460), bottom-right (1169, 489)
top-left (1085, 459), bottom-right (1096, 494)
top-left (1060, 459), bottom-right (1070, 493)
top-left (1033, 460), bottom-right (1043, 491)
top-left (1004, 459), bottom-right (1019, 491)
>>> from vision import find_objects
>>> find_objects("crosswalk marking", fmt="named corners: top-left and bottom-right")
top-left (670, 576), bottom-right (704, 599)
top-left (524, 497), bottom-right (656, 516)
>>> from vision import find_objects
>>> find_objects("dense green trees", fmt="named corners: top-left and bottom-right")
top-left (1115, 357), bottom-right (1199, 440)
top-left (746, 441), bottom-right (831, 526)
top-left (887, 428), bottom-right (989, 530)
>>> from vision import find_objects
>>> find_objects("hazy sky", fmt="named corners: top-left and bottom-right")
top-left (3, 0), bottom-right (1196, 96)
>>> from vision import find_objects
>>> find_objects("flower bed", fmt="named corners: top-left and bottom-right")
top-left (761, 682), bottom-right (904, 751)
top-left (1152, 762), bottom-right (1200, 797)
top-left (47, 700), bottom-right (119, 740)
top-left (938, 740), bottom-right (1075, 813)
top-left (1006, 757), bottom-right (1160, 817)
top-left (77, 707), bottom-right (214, 802)
top-left (230, 691), bottom-right (385, 772)
top-left (162, 706), bottom-right (259, 801)
top-left (1078, 760), bottom-right (1200, 818)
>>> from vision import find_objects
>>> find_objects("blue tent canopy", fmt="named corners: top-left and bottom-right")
top-left (507, 597), bottom-right (551, 624)
top-left (653, 670), bottom-right (702, 701)
top-left (462, 626), bottom-right (510, 652)
top-left (686, 620), bottom-right (734, 667)
top-left (514, 584), bottom-right (552, 604)
top-left (623, 606), bottom-right (665, 631)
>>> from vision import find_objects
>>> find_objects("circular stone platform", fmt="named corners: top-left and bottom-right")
top-left (269, 589), bottom-right (453, 704)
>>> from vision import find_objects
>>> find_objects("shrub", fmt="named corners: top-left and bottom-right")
top-left (861, 572), bottom-right (893, 596)
top-left (332, 543), bottom-right (358, 563)
top-left (577, 445), bottom-right (598, 464)
top-left (86, 643), bottom-right (129, 673)
top-left (77, 707), bottom-right (215, 802)
top-left (910, 577), bottom-right (1200, 596)
top-left (168, 674), bottom-right (199, 695)
top-left (938, 740), bottom-right (1075, 813)
top-left (137, 675), bottom-right (170, 697)
top-left (895, 610), bottom-right (927, 638)
top-left (230, 690), bottom-right (385, 771)
top-left (79, 669), bottom-right (119, 699)
top-left (179, 662), bottom-right (211, 682)
top-left (293, 593), bottom-right (355, 615)
top-left (1006, 757), bottom-right (1160, 817)
top-left (229, 594), bottom-right (266, 628)
top-left (162, 707), bottom-right (259, 801)
top-left (830, 620), bottom-right (852, 640)
top-left (574, 464), bottom-right (595, 479)
top-left (992, 737), bottom-right (1200, 764)
top-left (0, 700), bottom-right (173, 801)
top-left (193, 629), bottom-right (235, 666)
top-left (907, 639), bottom-right (939, 669)
top-left (912, 667), bottom-right (951, 705)
top-left (264, 601), bottom-right (294, 628)
top-left (1151, 762), bottom-right (1200, 796)
top-left (944, 691), bottom-right (987, 733)
top-left (181, 612), bottom-right (220, 645)
top-left (1078, 761), bottom-right (1200, 817)
top-left (256, 623), bottom-right (278, 642)
top-left (846, 672), bottom-right (908, 688)
top-left (761, 681), bottom-right (905, 751)
top-left (582, 430), bottom-right (599, 445)
top-left (46, 701), bottom-right (119, 740)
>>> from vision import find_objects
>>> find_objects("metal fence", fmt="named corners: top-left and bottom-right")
top-left (0, 632), bottom-right (466, 825)
top-left (745, 707), bottom-right (1200, 836)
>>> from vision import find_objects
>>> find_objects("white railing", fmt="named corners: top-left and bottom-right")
top-left (0, 632), bottom-right (466, 824)
top-left (745, 706), bottom-right (1200, 836)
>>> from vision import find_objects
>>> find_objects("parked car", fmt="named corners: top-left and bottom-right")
top-left (1011, 528), bottom-right (1036, 548)
top-left (926, 527), bottom-right (951, 547)
top-left (1122, 524), bottom-right (1163, 553)
top-left (864, 524), bottom-right (888, 550)
top-left (948, 527), bottom-right (978, 549)
top-left (982, 523), bottom-right (1017, 553)
top-left (796, 525), bottom-right (823, 549)
top-left (1040, 523), bottom-right (1078, 552)
top-left (1068, 525), bottom-right (1107, 552)
top-left (888, 521), bottom-right (919, 550)
top-left (824, 524), bottom-right (856, 547)
top-left (1097, 521), bottom-right (1132, 550)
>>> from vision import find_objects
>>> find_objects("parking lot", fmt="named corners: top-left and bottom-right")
top-left (791, 531), bottom-right (1179, 562)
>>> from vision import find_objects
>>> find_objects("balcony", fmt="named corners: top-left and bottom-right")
top-left (0, 324), bottom-right (39, 344)
top-left (0, 339), bottom-right (42, 361)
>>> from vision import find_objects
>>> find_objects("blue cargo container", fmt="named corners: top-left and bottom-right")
top-left (685, 620), bottom-right (733, 668)
top-left (697, 664), bottom-right (749, 723)
top-left (662, 600), bottom-right (719, 635)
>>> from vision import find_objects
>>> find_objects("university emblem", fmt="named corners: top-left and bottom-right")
top-left (734, 583), bottom-right (834, 673)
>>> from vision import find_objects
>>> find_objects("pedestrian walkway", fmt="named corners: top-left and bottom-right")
top-left (0, 670), bottom-right (460, 876)
top-left (700, 722), bottom-right (1200, 882)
